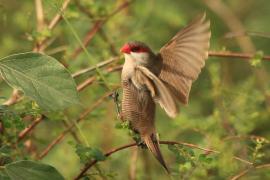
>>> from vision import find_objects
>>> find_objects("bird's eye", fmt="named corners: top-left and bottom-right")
top-left (131, 46), bottom-right (140, 52)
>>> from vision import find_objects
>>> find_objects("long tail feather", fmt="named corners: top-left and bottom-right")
top-left (143, 135), bottom-right (169, 173)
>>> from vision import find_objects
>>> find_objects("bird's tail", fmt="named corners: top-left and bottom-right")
top-left (143, 134), bottom-right (169, 173)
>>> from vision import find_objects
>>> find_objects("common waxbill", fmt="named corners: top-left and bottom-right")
top-left (120, 13), bottom-right (211, 172)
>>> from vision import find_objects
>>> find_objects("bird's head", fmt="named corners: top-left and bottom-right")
top-left (120, 41), bottom-right (153, 65)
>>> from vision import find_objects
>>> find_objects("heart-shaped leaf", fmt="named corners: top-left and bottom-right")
top-left (0, 52), bottom-right (79, 111)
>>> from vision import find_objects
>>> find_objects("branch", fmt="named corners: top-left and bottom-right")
top-left (74, 0), bottom-right (118, 55)
top-left (72, 56), bottom-right (120, 78)
top-left (76, 63), bottom-right (122, 92)
top-left (74, 140), bottom-right (253, 180)
top-left (35, 0), bottom-right (45, 32)
top-left (209, 51), bottom-right (270, 61)
top-left (48, 0), bottom-right (71, 30)
top-left (17, 116), bottom-right (44, 142)
top-left (38, 88), bottom-right (119, 159)
top-left (62, 120), bottom-right (81, 144)
top-left (230, 163), bottom-right (270, 180)
top-left (74, 143), bottom-right (137, 180)
top-left (35, 0), bottom-right (71, 52)
top-left (2, 89), bottom-right (21, 106)
top-left (76, 77), bottom-right (96, 92)
top-left (70, 0), bottom-right (134, 60)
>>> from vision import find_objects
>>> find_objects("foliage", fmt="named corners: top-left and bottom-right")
top-left (75, 144), bottom-right (106, 163)
top-left (0, 0), bottom-right (270, 179)
top-left (5, 160), bottom-right (64, 180)
top-left (0, 53), bottom-right (79, 111)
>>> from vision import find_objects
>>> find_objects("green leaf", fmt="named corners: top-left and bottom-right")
top-left (0, 146), bottom-right (12, 156)
top-left (198, 154), bottom-right (213, 164)
top-left (250, 50), bottom-right (264, 67)
top-left (75, 144), bottom-right (106, 163)
top-left (0, 53), bottom-right (79, 111)
top-left (167, 144), bottom-right (178, 154)
top-left (5, 160), bottom-right (64, 180)
top-left (0, 172), bottom-right (10, 180)
top-left (90, 148), bottom-right (106, 161)
top-left (82, 177), bottom-right (90, 180)
top-left (176, 154), bottom-right (186, 164)
top-left (179, 161), bottom-right (192, 172)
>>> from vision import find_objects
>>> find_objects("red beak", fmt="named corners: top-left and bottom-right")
top-left (120, 44), bottom-right (130, 54)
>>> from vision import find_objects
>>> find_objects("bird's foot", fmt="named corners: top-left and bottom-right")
top-left (136, 140), bottom-right (147, 149)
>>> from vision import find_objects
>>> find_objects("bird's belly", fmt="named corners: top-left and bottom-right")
top-left (121, 82), bottom-right (155, 135)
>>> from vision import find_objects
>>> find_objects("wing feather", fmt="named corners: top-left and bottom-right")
top-left (135, 66), bottom-right (178, 118)
top-left (158, 13), bottom-right (211, 104)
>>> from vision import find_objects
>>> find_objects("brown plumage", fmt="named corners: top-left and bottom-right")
top-left (159, 13), bottom-right (211, 104)
top-left (120, 13), bottom-right (211, 172)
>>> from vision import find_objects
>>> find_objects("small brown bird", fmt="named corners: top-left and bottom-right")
top-left (120, 13), bottom-right (211, 172)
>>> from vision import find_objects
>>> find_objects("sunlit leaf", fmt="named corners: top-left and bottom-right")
top-left (0, 53), bottom-right (79, 111)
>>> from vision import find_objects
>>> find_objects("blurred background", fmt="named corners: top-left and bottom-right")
top-left (0, 0), bottom-right (270, 179)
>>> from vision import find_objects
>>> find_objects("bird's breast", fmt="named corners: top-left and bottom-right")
top-left (121, 55), bottom-right (136, 80)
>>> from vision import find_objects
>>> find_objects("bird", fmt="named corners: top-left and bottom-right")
top-left (119, 13), bottom-right (211, 172)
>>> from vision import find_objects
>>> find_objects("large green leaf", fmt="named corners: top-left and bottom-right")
top-left (5, 160), bottom-right (64, 180)
top-left (0, 52), bottom-right (79, 111)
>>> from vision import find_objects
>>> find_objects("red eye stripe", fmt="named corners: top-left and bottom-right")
top-left (131, 46), bottom-right (148, 53)
top-left (120, 44), bottom-right (149, 54)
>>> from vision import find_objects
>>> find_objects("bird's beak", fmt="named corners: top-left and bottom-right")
top-left (120, 44), bottom-right (130, 54)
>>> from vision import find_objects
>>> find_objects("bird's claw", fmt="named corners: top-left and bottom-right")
top-left (136, 140), bottom-right (147, 149)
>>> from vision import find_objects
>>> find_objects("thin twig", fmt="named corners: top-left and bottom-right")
top-left (35, 0), bottom-right (71, 52)
top-left (46, 45), bottom-right (68, 55)
top-left (224, 31), bottom-right (270, 39)
top-left (2, 89), bottom-right (20, 106)
top-left (230, 163), bottom-right (270, 180)
top-left (48, 0), bottom-right (71, 30)
top-left (62, 120), bottom-right (81, 144)
top-left (74, 0), bottom-right (118, 55)
top-left (38, 88), bottom-right (119, 159)
top-left (74, 140), bottom-right (253, 180)
top-left (160, 140), bottom-right (219, 153)
top-left (35, 0), bottom-right (45, 32)
top-left (209, 51), bottom-right (270, 61)
top-left (76, 63), bottom-right (123, 92)
top-left (76, 77), bottom-right (96, 92)
top-left (70, 0), bottom-right (134, 60)
top-left (74, 143), bottom-right (137, 180)
top-left (72, 56), bottom-right (120, 78)
top-left (17, 116), bottom-right (44, 142)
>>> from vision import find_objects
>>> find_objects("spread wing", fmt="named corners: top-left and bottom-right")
top-left (134, 66), bottom-right (178, 118)
top-left (158, 13), bottom-right (211, 104)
